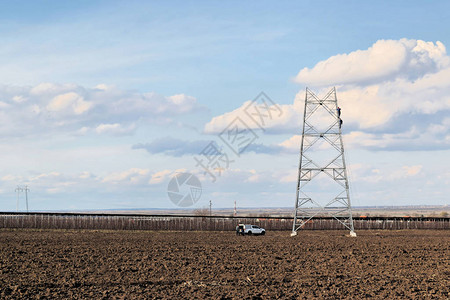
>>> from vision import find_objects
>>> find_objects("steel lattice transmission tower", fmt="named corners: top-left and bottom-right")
top-left (15, 185), bottom-right (30, 212)
top-left (291, 88), bottom-right (356, 237)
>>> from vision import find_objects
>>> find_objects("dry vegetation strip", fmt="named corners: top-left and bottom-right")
top-left (0, 214), bottom-right (449, 231)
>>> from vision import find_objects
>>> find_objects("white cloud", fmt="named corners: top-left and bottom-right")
top-left (357, 164), bottom-right (423, 184)
top-left (149, 170), bottom-right (172, 185)
top-left (30, 83), bottom-right (73, 95)
top-left (0, 171), bottom-right (78, 195)
top-left (274, 116), bottom-right (450, 152)
top-left (204, 93), bottom-right (303, 134)
top-left (1, 174), bottom-right (23, 182)
top-left (102, 168), bottom-right (150, 184)
top-left (47, 92), bottom-right (92, 115)
top-left (30, 172), bottom-right (62, 181)
top-left (47, 92), bottom-right (78, 111)
top-left (246, 169), bottom-right (261, 183)
top-left (0, 167), bottom-right (191, 199)
top-left (292, 39), bottom-right (450, 131)
top-left (334, 71), bottom-right (450, 129)
top-left (403, 165), bottom-right (422, 176)
top-left (95, 123), bottom-right (136, 136)
top-left (94, 84), bottom-right (111, 91)
top-left (204, 39), bottom-right (450, 152)
top-left (294, 40), bottom-right (450, 132)
top-left (278, 135), bottom-right (301, 151)
top-left (279, 169), bottom-right (298, 183)
top-left (12, 95), bottom-right (26, 103)
top-left (0, 83), bottom-right (203, 138)
top-left (295, 39), bottom-right (449, 86)
top-left (165, 94), bottom-right (198, 113)
top-left (79, 171), bottom-right (94, 179)
top-left (344, 118), bottom-right (450, 150)
top-left (76, 126), bottom-right (90, 135)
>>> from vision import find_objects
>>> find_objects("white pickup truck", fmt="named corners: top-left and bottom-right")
top-left (236, 224), bottom-right (265, 235)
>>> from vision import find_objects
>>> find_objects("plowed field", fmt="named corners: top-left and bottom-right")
top-left (0, 230), bottom-right (449, 299)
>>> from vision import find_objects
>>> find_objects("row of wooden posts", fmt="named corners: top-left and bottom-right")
top-left (0, 213), bottom-right (448, 231)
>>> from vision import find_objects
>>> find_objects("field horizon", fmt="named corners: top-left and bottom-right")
top-left (22, 204), bottom-right (448, 218)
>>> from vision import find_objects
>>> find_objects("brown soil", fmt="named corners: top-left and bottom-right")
top-left (0, 229), bottom-right (449, 299)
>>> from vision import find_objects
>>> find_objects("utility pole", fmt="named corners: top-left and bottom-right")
top-left (291, 88), bottom-right (355, 237)
top-left (15, 185), bottom-right (30, 212)
top-left (24, 186), bottom-right (30, 212)
top-left (209, 200), bottom-right (212, 217)
top-left (234, 200), bottom-right (237, 217)
top-left (15, 186), bottom-right (21, 212)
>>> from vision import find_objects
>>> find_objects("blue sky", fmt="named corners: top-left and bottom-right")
top-left (0, 1), bottom-right (449, 211)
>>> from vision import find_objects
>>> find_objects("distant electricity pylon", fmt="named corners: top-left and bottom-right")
top-left (15, 185), bottom-right (30, 212)
top-left (291, 88), bottom-right (356, 237)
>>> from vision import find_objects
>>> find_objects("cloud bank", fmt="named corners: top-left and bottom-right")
top-left (132, 138), bottom-right (219, 157)
top-left (295, 39), bottom-right (449, 86)
top-left (0, 83), bottom-right (203, 138)
top-left (204, 39), bottom-right (450, 151)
